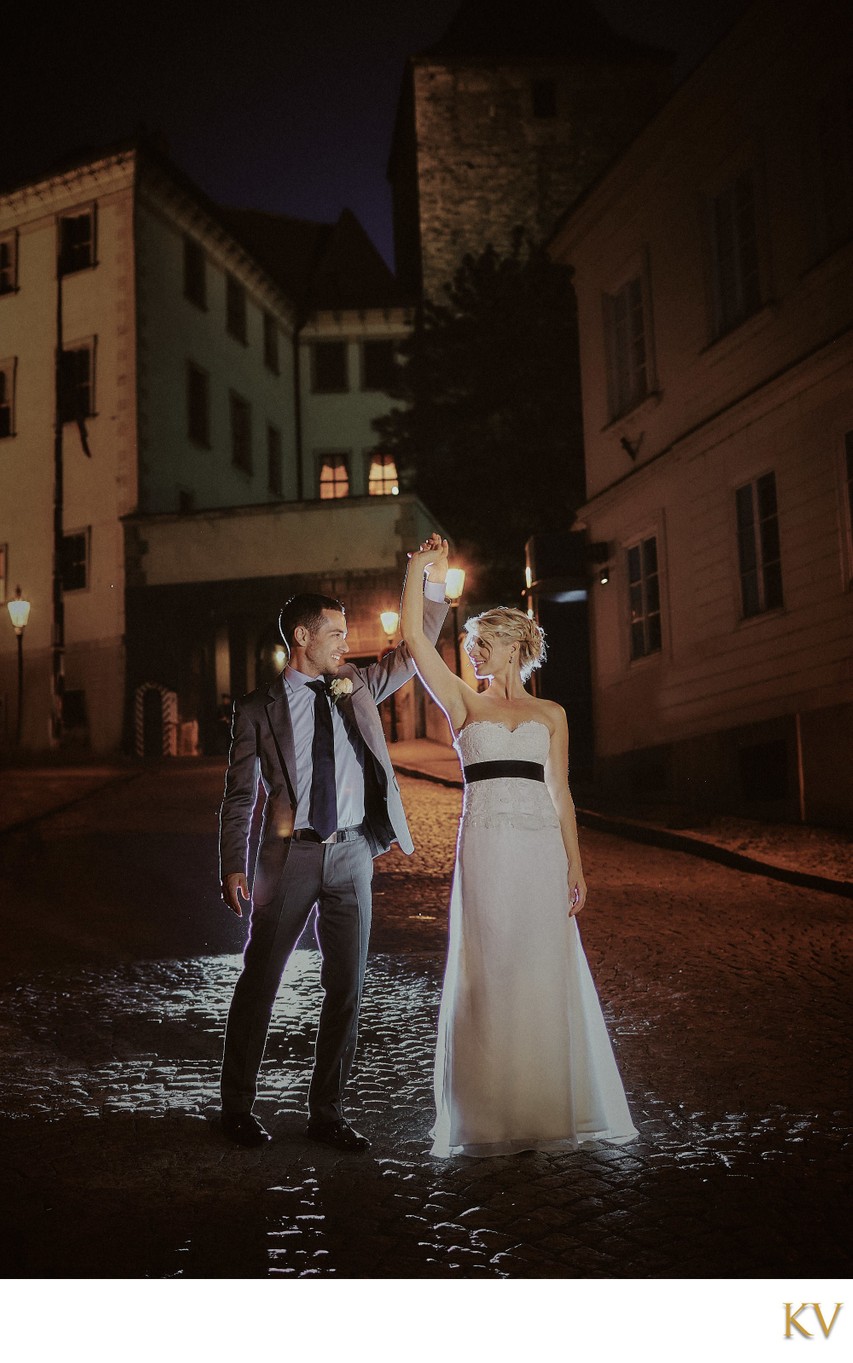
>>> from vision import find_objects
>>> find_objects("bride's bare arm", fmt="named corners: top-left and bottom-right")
top-left (401, 539), bottom-right (469, 731)
top-left (545, 707), bottom-right (587, 915)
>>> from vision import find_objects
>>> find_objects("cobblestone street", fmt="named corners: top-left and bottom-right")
top-left (0, 765), bottom-right (850, 1281)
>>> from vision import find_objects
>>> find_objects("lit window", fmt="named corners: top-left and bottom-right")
top-left (230, 392), bottom-right (252, 473)
top-left (263, 313), bottom-right (279, 374)
top-left (59, 208), bottom-right (96, 274)
top-left (367, 452), bottom-right (399, 496)
top-left (627, 536), bottom-right (661, 660)
top-left (183, 237), bottom-right (207, 309)
top-left (60, 343), bottom-right (95, 422)
top-left (709, 172), bottom-right (761, 337)
top-left (187, 363), bottom-right (210, 446)
top-left (267, 424), bottom-right (283, 496)
top-left (361, 340), bottom-right (397, 391)
top-left (735, 472), bottom-right (783, 618)
top-left (312, 341), bottom-right (348, 393)
top-left (0, 359), bottom-right (16, 438)
top-left (605, 276), bottom-right (648, 418)
top-left (0, 232), bottom-right (18, 295)
top-left (318, 454), bottom-right (349, 499)
top-left (61, 528), bottom-right (90, 592)
top-left (226, 273), bottom-right (247, 343)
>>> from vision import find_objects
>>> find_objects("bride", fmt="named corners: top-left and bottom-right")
top-left (402, 535), bottom-right (638, 1158)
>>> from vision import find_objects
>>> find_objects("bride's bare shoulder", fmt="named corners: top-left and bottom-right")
top-left (534, 698), bottom-right (567, 736)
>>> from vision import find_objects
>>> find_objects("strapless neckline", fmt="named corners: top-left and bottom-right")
top-left (457, 718), bottom-right (550, 739)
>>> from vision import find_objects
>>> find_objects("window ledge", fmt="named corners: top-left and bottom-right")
top-left (601, 389), bottom-right (663, 433)
top-left (735, 603), bottom-right (786, 629)
top-left (701, 301), bottom-right (778, 357)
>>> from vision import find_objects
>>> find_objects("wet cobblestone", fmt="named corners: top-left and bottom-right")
top-left (0, 770), bottom-right (850, 1279)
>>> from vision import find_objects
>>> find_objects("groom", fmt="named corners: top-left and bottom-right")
top-left (218, 547), bottom-right (448, 1149)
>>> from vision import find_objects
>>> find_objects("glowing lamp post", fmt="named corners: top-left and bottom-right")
top-left (445, 567), bottom-right (466, 676)
top-left (7, 586), bottom-right (31, 746)
top-left (380, 609), bottom-right (400, 741)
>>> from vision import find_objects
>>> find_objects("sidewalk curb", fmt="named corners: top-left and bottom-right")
top-left (394, 762), bottom-right (853, 902)
top-left (0, 770), bottom-right (145, 839)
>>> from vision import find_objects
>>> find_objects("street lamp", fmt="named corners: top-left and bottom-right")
top-left (445, 567), bottom-right (466, 676)
top-left (7, 586), bottom-right (31, 746)
top-left (379, 609), bottom-right (400, 741)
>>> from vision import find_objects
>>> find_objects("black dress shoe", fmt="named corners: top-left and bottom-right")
top-left (221, 1111), bottom-right (271, 1147)
top-left (306, 1118), bottom-right (371, 1152)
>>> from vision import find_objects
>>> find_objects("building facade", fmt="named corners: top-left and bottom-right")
top-left (0, 142), bottom-right (430, 754)
top-left (388, 0), bottom-right (671, 300)
top-left (550, 0), bottom-right (853, 826)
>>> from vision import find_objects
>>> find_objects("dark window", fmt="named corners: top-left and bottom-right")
top-left (61, 529), bottom-right (89, 592)
top-left (60, 345), bottom-right (94, 422)
top-left (183, 237), bottom-right (207, 308)
top-left (0, 233), bottom-right (17, 294)
top-left (318, 454), bottom-right (349, 498)
top-left (187, 364), bottom-right (210, 446)
top-left (0, 362), bottom-right (15, 437)
top-left (710, 172), bottom-right (761, 336)
top-left (59, 209), bottom-right (95, 274)
top-left (531, 79), bottom-right (557, 118)
top-left (230, 392), bottom-right (252, 473)
top-left (312, 341), bottom-right (348, 393)
top-left (62, 689), bottom-right (88, 729)
top-left (845, 431), bottom-right (853, 552)
top-left (267, 425), bottom-right (283, 496)
top-left (263, 312), bottom-right (279, 373)
top-left (361, 339), bottom-right (397, 392)
top-left (627, 536), bottom-right (662, 660)
top-left (605, 276), bottom-right (648, 417)
top-left (814, 81), bottom-right (853, 256)
top-left (366, 452), bottom-right (399, 496)
top-left (226, 273), bottom-right (247, 343)
top-left (735, 472), bottom-right (783, 618)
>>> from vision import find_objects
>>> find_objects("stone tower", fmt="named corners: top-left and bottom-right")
top-left (388, 0), bottom-right (672, 300)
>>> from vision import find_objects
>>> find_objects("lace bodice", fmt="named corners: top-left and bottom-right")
top-left (455, 720), bottom-right (559, 831)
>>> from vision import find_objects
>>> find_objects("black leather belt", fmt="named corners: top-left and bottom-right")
top-left (463, 760), bottom-right (545, 784)
top-left (290, 823), bottom-right (366, 844)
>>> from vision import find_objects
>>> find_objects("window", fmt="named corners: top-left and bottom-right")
top-left (311, 341), bottom-right (348, 393)
top-left (710, 172), bottom-right (761, 337)
top-left (0, 232), bottom-right (18, 294)
top-left (627, 536), bottom-right (661, 660)
top-left (226, 273), bottom-right (247, 343)
top-left (267, 424), bottom-right (283, 496)
top-left (230, 392), bottom-right (252, 473)
top-left (0, 543), bottom-right (7, 603)
top-left (605, 276), bottom-right (648, 418)
top-left (183, 237), bottom-right (207, 309)
top-left (61, 528), bottom-right (90, 592)
top-left (814, 82), bottom-right (853, 256)
top-left (318, 454), bottom-right (349, 499)
top-left (60, 343), bottom-right (95, 422)
top-left (62, 689), bottom-right (88, 729)
top-left (0, 359), bottom-right (16, 438)
top-left (531, 79), bottom-right (557, 118)
top-left (263, 312), bottom-right (279, 373)
top-left (361, 339), bottom-right (397, 392)
top-left (735, 472), bottom-right (783, 618)
top-left (366, 452), bottom-right (399, 496)
top-left (59, 208), bottom-right (96, 274)
top-left (186, 363), bottom-right (210, 446)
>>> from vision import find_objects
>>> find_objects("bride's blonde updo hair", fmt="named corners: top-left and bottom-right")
top-left (463, 607), bottom-right (547, 682)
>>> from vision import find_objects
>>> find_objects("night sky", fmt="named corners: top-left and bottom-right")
top-left (3, 0), bottom-right (747, 265)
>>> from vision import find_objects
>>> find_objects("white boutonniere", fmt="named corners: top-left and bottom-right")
top-left (328, 677), bottom-right (353, 705)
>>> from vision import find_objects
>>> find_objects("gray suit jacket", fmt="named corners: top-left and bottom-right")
top-left (219, 594), bottom-right (448, 903)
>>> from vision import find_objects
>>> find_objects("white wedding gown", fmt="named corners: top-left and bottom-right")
top-left (430, 720), bottom-right (638, 1158)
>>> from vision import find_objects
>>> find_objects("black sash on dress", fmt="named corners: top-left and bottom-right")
top-left (463, 760), bottom-right (545, 784)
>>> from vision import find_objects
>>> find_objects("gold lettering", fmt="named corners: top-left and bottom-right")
top-left (784, 1304), bottom-right (812, 1339)
top-left (811, 1303), bottom-right (842, 1339)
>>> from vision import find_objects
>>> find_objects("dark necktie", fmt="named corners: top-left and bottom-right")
top-left (308, 679), bottom-right (337, 840)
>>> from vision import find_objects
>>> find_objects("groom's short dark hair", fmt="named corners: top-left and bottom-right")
top-left (279, 593), bottom-right (345, 648)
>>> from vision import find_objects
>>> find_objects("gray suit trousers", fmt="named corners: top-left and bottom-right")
top-left (220, 836), bottom-right (374, 1122)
